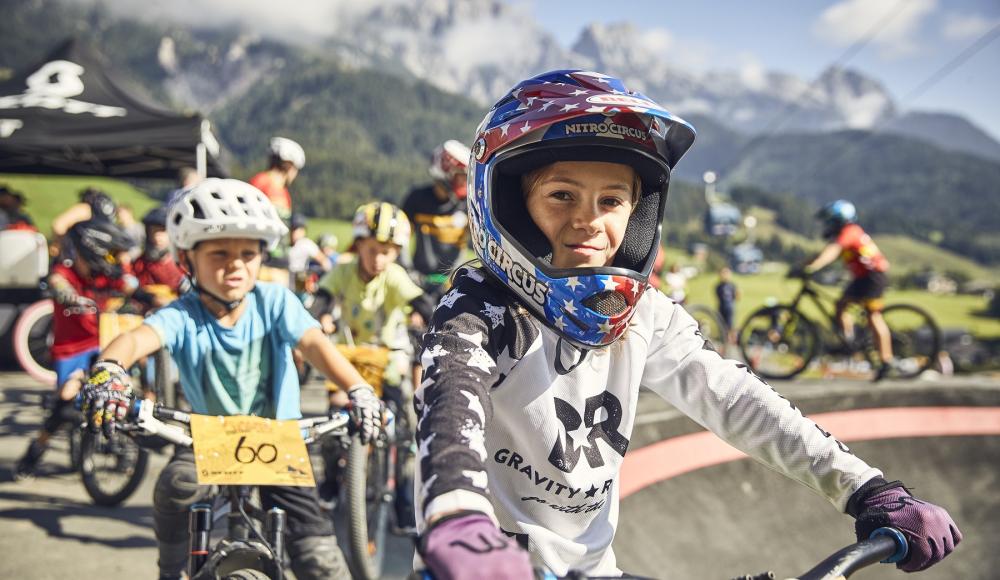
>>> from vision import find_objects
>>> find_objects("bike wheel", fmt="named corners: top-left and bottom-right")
top-left (739, 306), bottom-right (819, 380)
top-left (880, 304), bottom-right (942, 379)
top-left (68, 427), bottom-right (83, 472)
top-left (346, 429), bottom-right (394, 580)
top-left (12, 299), bottom-right (56, 384)
top-left (686, 304), bottom-right (727, 349)
top-left (79, 430), bottom-right (149, 507)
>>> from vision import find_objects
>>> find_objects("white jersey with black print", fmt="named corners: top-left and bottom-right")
top-left (415, 267), bottom-right (881, 576)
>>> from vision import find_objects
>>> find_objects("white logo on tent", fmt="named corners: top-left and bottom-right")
top-left (0, 60), bottom-right (127, 118)
top-left (0, 119), bottom-right (23, 138)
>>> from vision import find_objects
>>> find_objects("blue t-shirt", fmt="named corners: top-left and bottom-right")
top-left (144, 283), bottom-right (319, 419)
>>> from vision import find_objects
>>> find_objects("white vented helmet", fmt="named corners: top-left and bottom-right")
top-left (269, 137), bottom-right (306, 169)
top-left (428, 139), bottom-right (471, 181)
top-left (167, 178), bottom-right (289, 257)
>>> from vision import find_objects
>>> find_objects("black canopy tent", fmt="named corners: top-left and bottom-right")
top-left (0, 39), bottom-right (226, 178)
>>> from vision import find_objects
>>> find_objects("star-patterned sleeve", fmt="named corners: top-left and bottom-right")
top-left (414, 267), bottom-right (527, 526)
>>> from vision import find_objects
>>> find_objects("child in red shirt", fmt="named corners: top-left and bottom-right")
top-left (15, 219), bottom-right (137, 479)
top-left (132, 205), bottom-right (190, 310)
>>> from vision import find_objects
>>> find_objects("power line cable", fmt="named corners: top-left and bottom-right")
top-left (724, 0), bottom-right (910, 171)
top-left (792, 21), bottom-right (1000, 187)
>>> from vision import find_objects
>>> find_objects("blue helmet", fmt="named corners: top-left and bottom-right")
top-left (467, 70), bottom-right (696, 349)
top-left (817, 199), bottom-right (857, 238)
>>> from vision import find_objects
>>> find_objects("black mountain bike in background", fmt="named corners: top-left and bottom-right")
top-left (738, 273), bottom-right (941, 380)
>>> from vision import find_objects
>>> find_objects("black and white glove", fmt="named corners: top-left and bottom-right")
top-left (347, 385), bottom-right (381, 444)
top-left (81, 360), bottom-right (134, 438)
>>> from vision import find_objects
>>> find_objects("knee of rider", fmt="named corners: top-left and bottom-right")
top-left (287, 535), bottom-right (343, 570)
top-left (154, 463), bottom-right (205, 513)
top-left (42, 398), bottom-right (76, 433)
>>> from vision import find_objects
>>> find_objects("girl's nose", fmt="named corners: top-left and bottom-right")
top-left (570, 203), bottom-right (601, 234)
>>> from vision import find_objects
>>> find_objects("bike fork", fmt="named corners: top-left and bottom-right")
top-left (267, 507), bottom-right (287, 580)
top-left (189, 504), bottom-right (213, 577)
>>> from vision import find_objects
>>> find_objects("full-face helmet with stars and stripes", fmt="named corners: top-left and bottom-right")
top-left (467, 69), bottom-right (696, 350)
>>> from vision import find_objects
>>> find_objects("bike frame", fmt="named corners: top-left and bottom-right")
top-left (123, 400), bottom-right (352, 580)
top-left (786, 276), bottom-right (872, 351)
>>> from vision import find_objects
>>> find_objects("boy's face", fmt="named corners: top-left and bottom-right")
top-left (188, 238), bottom-right (263, 301)
top-left (524, 161), bottom-right (636, 269)
top-left (147, 225), bottom-right (169, 251)
top-left (356, 237), bottom-right (400, 279)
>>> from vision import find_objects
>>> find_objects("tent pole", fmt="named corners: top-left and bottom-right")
top-left (196, 142), bottom-right (207, 178)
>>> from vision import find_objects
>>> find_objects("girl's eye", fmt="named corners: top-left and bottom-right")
top-left (602, 196), bottom-right (627, 208)
top-left (548, 189), bottom-right (572, 201)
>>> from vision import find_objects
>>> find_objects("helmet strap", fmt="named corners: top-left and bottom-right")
top-left (554, 337), bottom-right (589, 375)
top-left (194, 281), bottom-right (246, 314)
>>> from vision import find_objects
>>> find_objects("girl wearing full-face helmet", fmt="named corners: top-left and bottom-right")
top-left (414, 71), bottom-right (959, 579)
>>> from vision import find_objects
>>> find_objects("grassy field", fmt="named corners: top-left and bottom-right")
top-left (1, 173), bottom-right (362, 251)
top-left (682, 266), bottom-right (1000, 340)
top-left (1, 175), bottom-right (159, 236)
top-left (4, 175), bottom-right (997, 338)
top-left (743, 206), bottom-right (1000, 284)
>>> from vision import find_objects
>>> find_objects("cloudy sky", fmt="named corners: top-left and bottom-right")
top-left (528, 0), bottom-right (1000, 138)
top-left (75, 0), bottom-right (1000, 139)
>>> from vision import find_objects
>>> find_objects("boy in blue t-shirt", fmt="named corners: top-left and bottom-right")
top-left (81, 179), bottom-right (380, 580)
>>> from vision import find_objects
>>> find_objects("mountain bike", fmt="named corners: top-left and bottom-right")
top-left (331, 343), bottom-right (409, 580)
top-left (76, 297), bottom-right (151, 506)
top-left (116, 398), bottom-right (365, 580)
top-left (414, 527), bottom-right (907, 579)
top-left (738, 273), bottom-right (940, 380)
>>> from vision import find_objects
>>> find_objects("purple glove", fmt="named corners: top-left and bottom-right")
top-left (849, 479), bottom-right (962, 572)
top-left (420, 512), bottom-right (533, 580)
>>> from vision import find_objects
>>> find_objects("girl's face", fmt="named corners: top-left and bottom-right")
top-left (187, 238), bottom-right (263, 302)
top-left (356, 237), bottom-right (400, 281)
top-left (524, 161), bottom-right (637, 269)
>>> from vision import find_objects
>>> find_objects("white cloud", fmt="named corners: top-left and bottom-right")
top-left (942, 13), bottom-right (1000, 41)
top-left (737, 54), bottom-right (768, 91)
top-left (440, 17), bottom-right (539, 73)
top-left (65, 0), bottom-right (389, 40)
top-left (813, 0), bottom-right (938, 59)
top-left (638, 27), bottom-right (674, 56)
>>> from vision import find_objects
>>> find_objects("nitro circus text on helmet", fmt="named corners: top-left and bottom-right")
top-left (471, 215), bottom-right (549, 306)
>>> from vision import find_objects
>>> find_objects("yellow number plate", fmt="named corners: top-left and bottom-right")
top-left (190, 415), bottom-right (315, 487)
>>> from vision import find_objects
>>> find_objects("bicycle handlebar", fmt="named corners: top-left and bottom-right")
top-left (791, 527), bottom-right (907, 580)
top-left (418, 571), bottom-right (639, 580)
top-left (415, 528), bottom-right (907, 580)
top-left (123, 399), bottom-right (352, 447)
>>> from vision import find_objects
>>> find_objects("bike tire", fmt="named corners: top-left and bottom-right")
top-left (79, 430), bottom-right (149, 507)
top-left (68, 427), bottom-right (83, 472)
top-left (686, 304), bottom-right (727, 349)
top-left (738, 305), bottom-right (819, 380)
top-left (880, 303), bottom-right (942, 379)
top-left (221, 569), bottom-right (271, 580)
top-left (346, 431), bottom-right (393, 580)
top-left (12, 299), bottom-right (56, 384)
